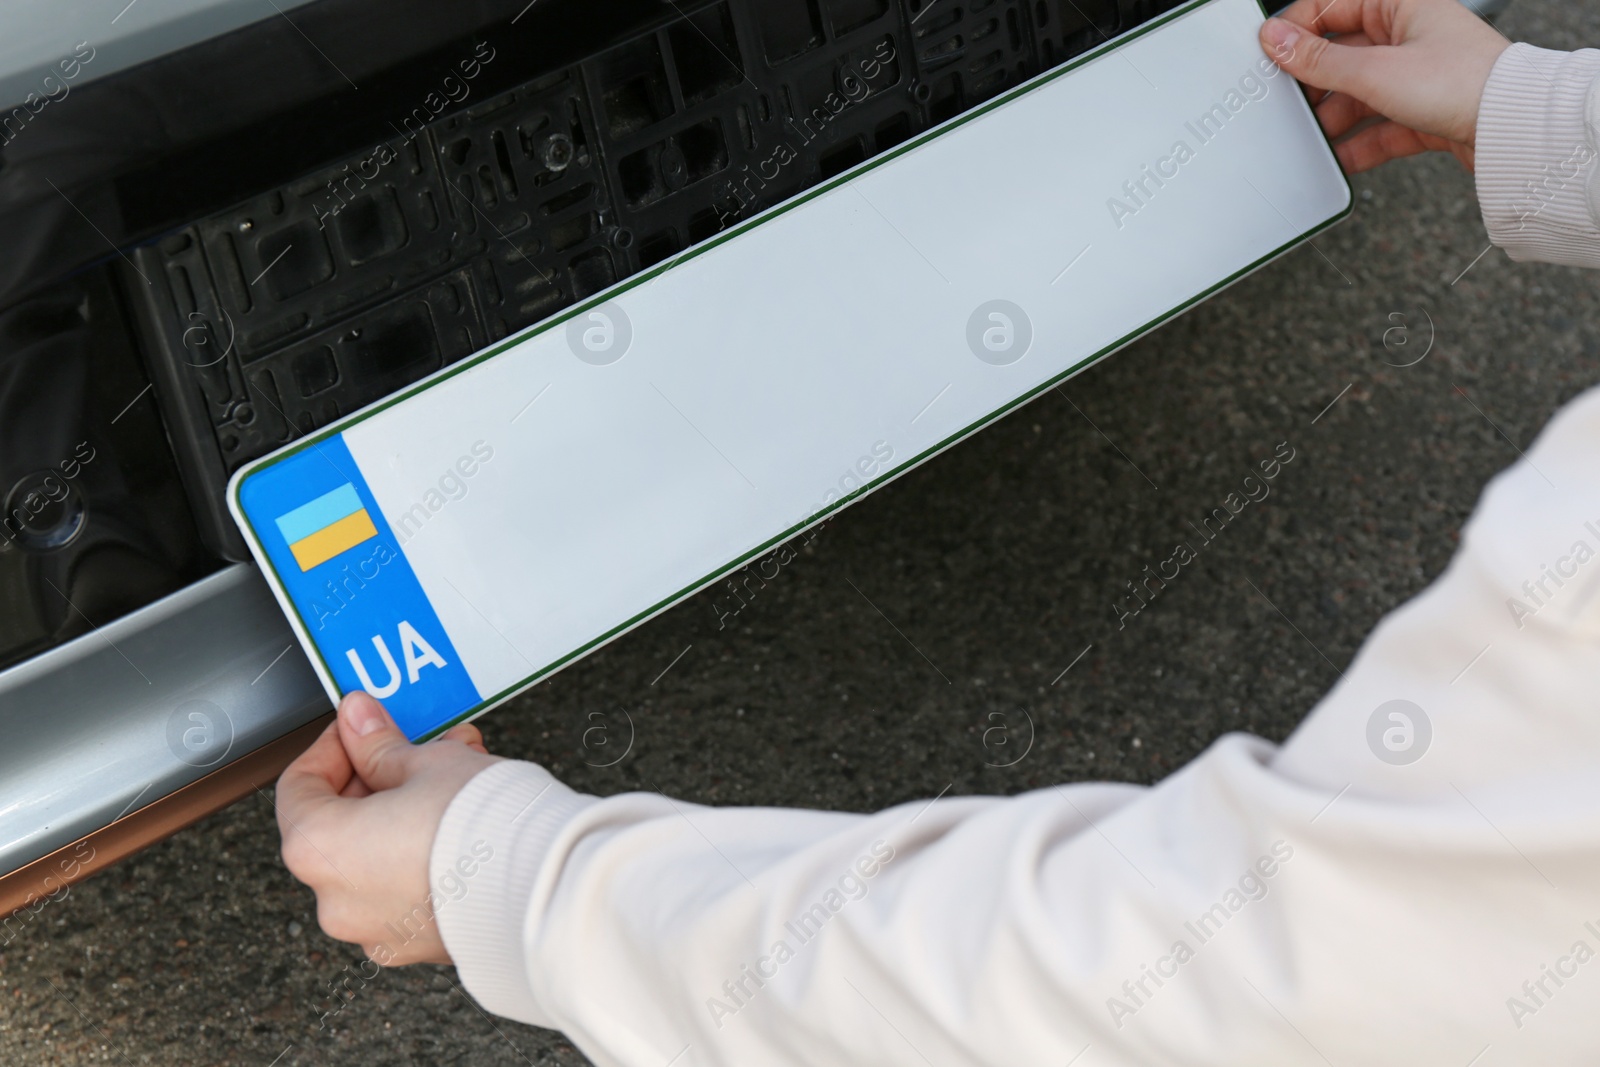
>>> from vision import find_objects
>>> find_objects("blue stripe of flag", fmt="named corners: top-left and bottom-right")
top-left (275, 483), bottom-right (364, 545)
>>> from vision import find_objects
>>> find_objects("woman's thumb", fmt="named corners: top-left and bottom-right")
top-left (337, 690), bottom-right (416, 791)
top-left (1261, 17), bottom-right (1370, 97)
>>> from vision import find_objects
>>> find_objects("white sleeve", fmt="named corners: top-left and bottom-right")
top-left (433, 383), bottom-right (1600, 1067)
top-left (1476, 43), bottom-right (1600, 267)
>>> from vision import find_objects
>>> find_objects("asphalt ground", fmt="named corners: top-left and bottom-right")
top-left (6, 1), bottom-right (1600, 1061)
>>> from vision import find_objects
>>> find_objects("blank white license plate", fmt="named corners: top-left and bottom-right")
top-left (230, 0), bottom-right (1351, 740)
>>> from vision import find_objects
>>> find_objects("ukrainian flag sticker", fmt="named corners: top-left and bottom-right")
top-left (234, 433), bottom-right (481, 739)
top-left (275, 483), bottom-right (378, 571)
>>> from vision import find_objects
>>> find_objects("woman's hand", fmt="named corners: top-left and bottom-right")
top-left (1260, 0), bottom-right (1511, 173)
top-left (274, 691), bottom-right (499, 965)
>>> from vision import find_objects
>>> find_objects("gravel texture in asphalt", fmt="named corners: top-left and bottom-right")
top-left (5, 1), bottom-right (1600, 1061)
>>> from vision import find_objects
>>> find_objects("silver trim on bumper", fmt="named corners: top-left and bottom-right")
top-left (0, 564), bottom-right (327, 874)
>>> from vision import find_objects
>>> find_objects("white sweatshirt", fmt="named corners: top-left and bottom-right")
top-left (431, 43), bottom-right (1600, 1067)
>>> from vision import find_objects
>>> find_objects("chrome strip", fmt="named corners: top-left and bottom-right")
top-left (0, 564), bottom-right (326, 873)
top-left (0, 0), bottom-right (317, 107)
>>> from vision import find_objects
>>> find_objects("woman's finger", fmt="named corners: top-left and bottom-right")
top-left (276, 721), bottom-right (354, 826)
top-left (1316, 92), bottom-right (1379, 141)
top-left (1273, 0), bottom-right (1377, 39)
top-left (439, 722), bottom-right (484, 749)
top-left (1335, 119), bottom-right (1437, 174)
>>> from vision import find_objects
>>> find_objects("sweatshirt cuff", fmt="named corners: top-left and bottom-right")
top-left (429, 759), bottom-right (598, 1025)
top-left (1475, 43), bottom-right (1600, 267)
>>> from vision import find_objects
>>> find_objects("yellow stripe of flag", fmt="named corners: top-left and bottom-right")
top-left (289, 508), bottom-right (378, 571)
